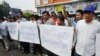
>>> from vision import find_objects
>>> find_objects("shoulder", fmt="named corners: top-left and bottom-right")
top-left (77, 20), bottom-right (84, 25)
top-left (93, 20), bottom-right (100, 24)
top-left (46, 18), bottom-right (52, 25)
top-left (48, 18), bottom-right (52, 22)
top-left (76, 20), bottom-right (84, 29)
top-left (22, 17), bottom-right (27, 20)
top-left (93, 20), bottom-right (100, 33)
top-left (92, 20), bottom-right (100, 27)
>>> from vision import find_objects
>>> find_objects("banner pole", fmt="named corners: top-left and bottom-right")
top-left (37, 23), bottom-right (43, 56)
top-left (18, 22), bottom-right (20, 44)
top-left (17, 22), bottom-right (21, 51)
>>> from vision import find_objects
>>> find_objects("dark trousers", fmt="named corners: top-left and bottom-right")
top-left (21, 42), bottom-right (30, 53)
top-left (72, 47), bottom-right (75, 56)
top-left (33, 44), bottom-right (42, 54)
top-left (46, 50), bottom-right (58, 56)
top-left (0, 39), bottom-right (5, 47)
top-left (74, 52), bottom-right (95, 56)
top-left (74, 52), bottom-right (81, 56)
top-left (7, 31), bottom-right (12, 42)
top-left (72, 47), bottom-right (95, 56)
top-left (33, 44), bottom-right (58, 56)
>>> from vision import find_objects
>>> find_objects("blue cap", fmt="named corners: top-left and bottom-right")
top-left (83, 5), bottom-right (95, 13)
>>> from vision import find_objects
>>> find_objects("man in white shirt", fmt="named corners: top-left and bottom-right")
top-left (0, 18), bottom-right (10, 51)
top-left (74, 5), bottom-right (100, 56)
top-left (17, 12), bottom-right (30, 55)
top-left (17, 12), bottom-right (27, 22)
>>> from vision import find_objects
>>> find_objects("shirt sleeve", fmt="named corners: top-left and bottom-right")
top-left (97, 22), bottom-right (100, 33)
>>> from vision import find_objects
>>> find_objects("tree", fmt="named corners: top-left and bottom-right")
top-left (0, 5), bottom-right (4, 17)
top-left (0, 1), bottom-right (10, 18)
top-left (23, 11), bottom-right (32, 20)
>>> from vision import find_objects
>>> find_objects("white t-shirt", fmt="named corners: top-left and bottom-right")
top-left (64, 19), bottom-right (68, 26)
top-left (17, 17), bottom-right (27, 22)
top-left (75, 19), bottom-right (100, 56)
top-left (0, 20), bottom-right (8, 36)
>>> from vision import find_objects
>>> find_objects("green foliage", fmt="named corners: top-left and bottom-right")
top-left (0, 1), bottom-right (10, 18)
top-left (23, 11), bottom-right (32, 19)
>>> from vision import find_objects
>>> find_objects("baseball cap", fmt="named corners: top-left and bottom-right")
top-left (83, 5), bottom-right (95, 13)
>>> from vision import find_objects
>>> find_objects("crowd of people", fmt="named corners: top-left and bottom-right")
top-left (0, 5), bottom-right (100, 56)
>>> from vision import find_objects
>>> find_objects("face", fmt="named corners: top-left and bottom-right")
top-left (18, 13), bottom-right (23, 18)
top-left (10, 18), bottom-right (14, 22)
top-left (30, 17), bottom-right (35, 20)
top-left (15, 16), bottom-right (19, 20)
top-left (83, 12), bottom-right (94, 23)
top-left (7, 18), bottom-right (10, 22)
top-left (0, 19), bottom-right (2, 22)
top-left (57, 13), bottom-right (62, 16)
top-left (42, 13), bottom-right (49, 20)
top-left (51, 14), bottom-right (57, 19)
top-left (56, 18), bottom-right (63, 25)
top-left (75, 12), bottom-right (83, 20)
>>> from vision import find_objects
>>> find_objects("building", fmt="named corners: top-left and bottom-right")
top-left (35, 0), bottom-right (100, 16)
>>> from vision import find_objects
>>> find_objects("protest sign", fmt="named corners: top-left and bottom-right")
top-left (19, 21), bottom-right (40, 44)
top-left (0, 35), bottom-right (2, 39)
top-left (7, 22), bottom-right (18, 40)
top-left (96, 33), bottom-right (100, 56)
top-left (40, 24), bottom-right (74, 56)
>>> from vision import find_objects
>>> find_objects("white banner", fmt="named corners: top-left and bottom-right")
top-left (19, 21), bottom-right (40, 44)
top-left (96, 33), bottom-right (100, 56)
top-left (0, 35), bottom-right (2, 39)
top-left (7, 22), bottom-right (18, 40)
top-left (0, 23), bottom-right (2, 39)
top-left (40, 25), bottom-right (74, 56)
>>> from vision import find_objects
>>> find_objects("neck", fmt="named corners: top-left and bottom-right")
top-left (85, 19), bottom-right (93, 24)
top-left (58, 23), bottom-right (64, 26)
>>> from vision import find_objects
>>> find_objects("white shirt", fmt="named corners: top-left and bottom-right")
top-left (17, 17), bottom-right (27, 22)
top-left (75, 19), bottom-right (100, 56)
top-left (0, 20), bottom-right (8, 36)
top-left (64, 19), bottom-right (68, 26)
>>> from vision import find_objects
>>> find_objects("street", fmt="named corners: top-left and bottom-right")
top-left (0, 40), bottom-right (42, 56)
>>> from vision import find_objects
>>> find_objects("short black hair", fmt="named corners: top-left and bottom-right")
top-left (76, 9), bottom-right (83, 15)
top-left (19, 11), bottom-right (23, 15)
top-left (42, 11), bottom-right (50, 16)
top-left (51, 12), bottom-right (55, 14)
top-left (15, 15), bottom-right (18, 17)
top-left (57, 11), bottom-right (63, 15)
top-left (34, 15), bottom-right (40, 21)
top-left (30, 15), bottom-right (34, 17)
top-left (83, 10), bottom-right (94, 14)
top-left (65, 11), bottom-right (69, 15)
top-left (57, 15), bottom-right (64, 22)
top-left (51, 12), bottom-right (56, 16)
top-left (0, 17), bottom-right (5, 21)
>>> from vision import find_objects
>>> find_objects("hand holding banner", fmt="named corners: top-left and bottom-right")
top-left (40, 24), bottom-right (74, 56)
top-left (7, 22), bottom-right (18, 40)
top-left (19, 21), bottom-right (40, 44)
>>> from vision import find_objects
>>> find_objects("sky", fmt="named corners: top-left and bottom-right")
top-left (0, 0), bottom-right (37, 12)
